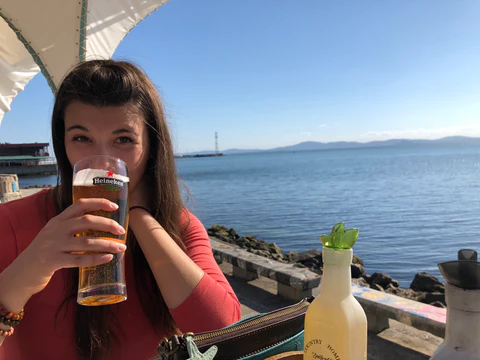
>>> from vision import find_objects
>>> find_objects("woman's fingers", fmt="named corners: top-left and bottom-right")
top-left (67, 214), bottom-right (125, 236)
top-left (64, 236), bottom-right (127, 254)
top-left (61, 253), bottom-right (115, 269)
top-left (58, 198), bottom-right (119, 220)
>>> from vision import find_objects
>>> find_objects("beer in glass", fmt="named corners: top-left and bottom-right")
top-left (73, 155), bottom-right (129, 306)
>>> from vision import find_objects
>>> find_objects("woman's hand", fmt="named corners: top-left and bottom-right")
top-left (16, 198), bottom-right (127, 297)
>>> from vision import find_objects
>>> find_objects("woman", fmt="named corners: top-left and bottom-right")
top-left (0, 60), bottom-right (241, 360)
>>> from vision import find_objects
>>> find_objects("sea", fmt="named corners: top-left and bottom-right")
top-left (18, 144), bottom-right (480, 287)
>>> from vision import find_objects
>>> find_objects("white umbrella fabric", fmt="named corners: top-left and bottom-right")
top-left (0, 0), bottom-right (170, 125)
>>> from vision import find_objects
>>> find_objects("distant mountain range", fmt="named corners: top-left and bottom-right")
top-left (179, 136), bottom-right (480, 156)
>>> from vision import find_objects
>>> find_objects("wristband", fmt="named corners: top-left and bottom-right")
top-left (129, 206), bottom-right (152, 214)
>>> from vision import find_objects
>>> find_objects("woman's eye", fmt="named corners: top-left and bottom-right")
top-left (73, 135), bottom-right (90, 142)
top-left (116, 137), bottom-right (133, 144)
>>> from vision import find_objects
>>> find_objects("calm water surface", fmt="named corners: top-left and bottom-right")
top-left (177, 145), bottom-right (480, 286)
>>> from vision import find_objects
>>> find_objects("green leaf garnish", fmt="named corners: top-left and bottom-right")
top-left (320, 222), bottom-right (359, 249)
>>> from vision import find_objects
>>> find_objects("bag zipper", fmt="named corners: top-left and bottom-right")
top-left (239, 338), bottom-right (289, 359)
top-left (197, 299), bottom-right (310, 346)
top-left (190, 297), bottom-right (310, 346)
top-left (157, 297), bottom-right (312, 358)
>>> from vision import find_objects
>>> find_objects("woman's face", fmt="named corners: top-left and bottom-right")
top-left (64, 101), bottom-right (151, 192)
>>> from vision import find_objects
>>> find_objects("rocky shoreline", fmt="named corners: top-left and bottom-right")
top-left (208, 224), bottom-right (446, 308)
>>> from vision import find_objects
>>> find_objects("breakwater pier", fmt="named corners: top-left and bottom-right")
top-left (0, 157), bottom-right (57, 175)
top-left (0, 143), bottom-right (57, 176)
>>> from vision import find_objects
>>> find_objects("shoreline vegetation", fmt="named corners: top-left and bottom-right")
top-left (208, 224), bottom-right (447, 308)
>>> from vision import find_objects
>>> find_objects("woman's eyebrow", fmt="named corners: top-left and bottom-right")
top-left (66, 125), bottom-right (88, 132)
top-left (112, 128), bottom-right (139, 136)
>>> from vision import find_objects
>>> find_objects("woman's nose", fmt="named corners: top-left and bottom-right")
top-left (92, 143), bottom-right (115, 159)
top-left (89, 155), bottom-right (112, 171)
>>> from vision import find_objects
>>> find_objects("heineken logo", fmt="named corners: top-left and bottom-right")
top-left (92, 177), bottom-right (125, 189)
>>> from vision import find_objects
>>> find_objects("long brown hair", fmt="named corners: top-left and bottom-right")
top-left (51, 60), bottom-right (186, 359)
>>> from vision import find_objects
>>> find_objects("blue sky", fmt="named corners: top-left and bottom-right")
top-left (1, 0), bottom-right (480, 154)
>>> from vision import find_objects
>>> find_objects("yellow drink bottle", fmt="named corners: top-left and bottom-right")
top-left (304, 223), bottom-right (367, 360)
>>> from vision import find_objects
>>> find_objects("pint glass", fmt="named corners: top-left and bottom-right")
top-left (73, 155), bottom-right (129, 306)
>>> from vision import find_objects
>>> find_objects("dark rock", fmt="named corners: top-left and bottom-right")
top-left (268, 243), bottom-right (283, 256)
top-left (351, 264), bottom-right (366, 279)
top-left (283, 249), bottom-right (322, 269)
top-left (237, 236), bottom-right (258, 249)
top-left (410, 272), bottom-right (445, 293)
top-left (293, 263), bottom-right (307, 268)
top-left (227, 228), bottom-right (240, 240)
top-left (251, 249), bottom-right (270, 258)
top-left (297, 249), bottom-right (322, 263)
top-left (371, 283), bottom-right (385, 292)
top-left (271, 253), bottom-right (283, 261)
top-left (303, 260), bottom-right (319, 269)
top-left (385, 287), bottom-right (418, 300)
top-left (416, 292), bottom-right (446, 306)
top-left (298, 251), bottom-right (322, 270)
top-left (385, 283), bottom-right (398, 291)
top-left (352, 277), bottom-right (369, 288)
top-left (369, 272), bottom-right (394, 288)
top-left (284, 251), bottom-right (300, 263)
top-left (385, 286), bottom-right (398, 295)
top-left (208, 225), bottom-right (237, 244)
top-left (430, 301), bottom-right (446, 309)
top-left (209, 224), bottom-right (225, 232)
top-left (254, 241), bottom-right (269, 252)
top-left (352, 255), bottom-right (364, 266)
top-left (391, 280), bottom-right (400, 288)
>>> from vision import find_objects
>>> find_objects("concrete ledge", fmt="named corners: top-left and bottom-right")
top-left (211, 237), bottom-right (320, 301)
top-left (352, 284), bottom-right (446, 338)
top-left (233, 265), bottom-right (258, 281)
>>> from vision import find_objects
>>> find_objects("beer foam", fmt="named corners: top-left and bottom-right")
top-left (73, 168), bottom-right (130, 186)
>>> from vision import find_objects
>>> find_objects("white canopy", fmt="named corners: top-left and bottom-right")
top-left (0, 0), bottom-right (170, 125)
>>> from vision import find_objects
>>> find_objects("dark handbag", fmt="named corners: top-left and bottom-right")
top-left (152, 296), bottom-right (313, 360)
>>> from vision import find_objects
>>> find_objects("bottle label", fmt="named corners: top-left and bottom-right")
top-left (304, 339), bottom-right (342, 360)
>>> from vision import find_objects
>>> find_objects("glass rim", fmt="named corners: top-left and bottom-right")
top-left (73, 154), bottom-right (128, 169)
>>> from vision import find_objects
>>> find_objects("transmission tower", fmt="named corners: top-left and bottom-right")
top-left (215, 132), bottom-right (219, 154)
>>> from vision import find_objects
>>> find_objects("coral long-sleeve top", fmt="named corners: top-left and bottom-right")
top-left (0, 190), bottom-right (240, 360)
